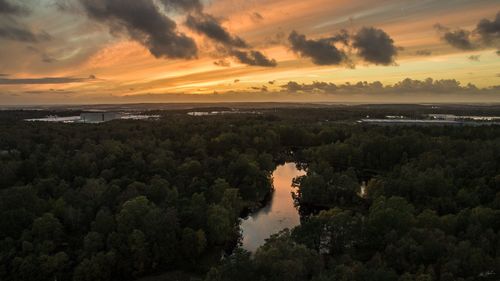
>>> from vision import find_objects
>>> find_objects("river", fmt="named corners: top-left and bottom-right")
top-left (239, 162), bottom-right (306, 252)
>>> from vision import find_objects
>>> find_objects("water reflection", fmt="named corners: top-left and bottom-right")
top-left (240, 163), bottom-right (305, 252)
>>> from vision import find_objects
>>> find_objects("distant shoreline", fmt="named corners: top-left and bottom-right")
top-left (2, 102), bottom-right (500, 111)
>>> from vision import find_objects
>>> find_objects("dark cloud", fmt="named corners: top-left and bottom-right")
top-left (78, 0), bottom-right (275, 66)
top-left (214, 59), bottom-right (231, 67)
top-left (231, 50), bottom-right (277, 67)
top-left (288, 28), bottom-right (398, 66)
top-left (0, 26), bottom-right (50, 42)
top-left (435, 13), bottom-right (499, 51)
top-left (325, 29), bottom-right (350, 45)
top-left (79, 0), bottom-right (197, 59)
top-left (250, 12), bottom-right (264, 22)
top-left (234, 79), bottom-right (240, 83)
top-left (281, 81), bottom-right (304, 92)
top-left (416, 50), bottom-right (432, 56)
top-left (0, 0), bottom-right (25, 15)
top-left (476, 12), bottom-right (500, 44)
top-left (0, 75), bottom-right (96, 85)
top-left (160, 0), bottom-right (202, 13)
top-left (183, 5), bottom-right (277, 67)
top-left (443, 29), bottom-right (474, 50)
top-left (288, 30), bottom-right (347, 65)
top-left (280, 78), bottom-right (485, 94)
top-left (384, 78), bottom-right (478, 93)
top-left (0, 0), bottom-right (34, 43)
top-left (250, 85), bottom-right (268, 92)
top-left (352, 27), bottom-right (398, 65)
top-left (468, 55), bottom-right (480, 61)
top-left (186, 13), bottom-right (248, 48)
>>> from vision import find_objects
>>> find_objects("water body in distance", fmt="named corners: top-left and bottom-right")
top-left (240, 162), bottom-right (306, 252)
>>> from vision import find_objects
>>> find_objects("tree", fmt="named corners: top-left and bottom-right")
top-left (207, 205), bottom-right (233, 245)
top-left (181, 228), bottom-right (206, 260)
top-left (368, 196), bottom-right (415, 238)
top-left (84, 232), bottom-right (104, 255)
top-left (221, 188), bottom-right (243, 219)
top-left (296, 208), bottom-right (362, 255)
top-left (253, 230), bottom-right (321, 281)
top-left (208, 178), bottom-right (230, 204)
top-left (128, 229), bottom-right (150, 275)
top-left (91, 208), bottom-right (115, 235)
top-left (116, 196), bottom-right (152, 234)
top-left (145, 176), bottom-right (170, 205)
top-left (38, 251), bottom-right (69, 280)
top-left (73, 251), bottom-right (116, 281)
top-left (32, 213), bottom-right (64, 243)
top-left (207, 249), bottom-right (256, 281)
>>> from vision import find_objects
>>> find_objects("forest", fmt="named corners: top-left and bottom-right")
top-left (0, 105), bottom-right (499, 281)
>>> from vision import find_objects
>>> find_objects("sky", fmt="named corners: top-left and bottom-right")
top-left (0, 0), bottom-right (499, 104)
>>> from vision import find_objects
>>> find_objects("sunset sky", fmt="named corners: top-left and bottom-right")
top-left (0, 0), bottom-right (499, 104)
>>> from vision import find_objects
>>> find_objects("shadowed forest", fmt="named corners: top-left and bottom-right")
top-left (0, 105), bottom-right (499, 281)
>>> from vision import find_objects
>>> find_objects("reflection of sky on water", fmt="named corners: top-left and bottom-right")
top-left (240, 163), bottom-right (305, 252)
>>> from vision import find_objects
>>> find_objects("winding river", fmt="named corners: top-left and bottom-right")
top-left (240, 163), bottom-right (306, 252)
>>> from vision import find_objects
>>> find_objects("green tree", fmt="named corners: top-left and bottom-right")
top-left (32, 213), bottom-right (64, 243)
top-left (181, 228), bottom-right (207, 260)
top-left (207, 205), bottom-right (233, 245)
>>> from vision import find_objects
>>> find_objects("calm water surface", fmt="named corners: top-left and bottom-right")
top-left (240, 163), bottom-right (305, 252)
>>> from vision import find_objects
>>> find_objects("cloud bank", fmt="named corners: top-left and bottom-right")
top-left (279, 78), bottom-right (491, 95)
top-left (2, 77), bottom-right (498, 105)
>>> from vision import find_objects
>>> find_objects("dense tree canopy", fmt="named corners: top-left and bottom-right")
top-left (0, 110), bottom-right (281, 280)
top-left (0, 105), bottom-right (499, 280)
top-left (208, 107), bottom-right (500, 281)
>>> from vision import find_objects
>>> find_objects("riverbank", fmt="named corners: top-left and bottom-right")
top-left (239, 163), bottom-right (305, 252)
